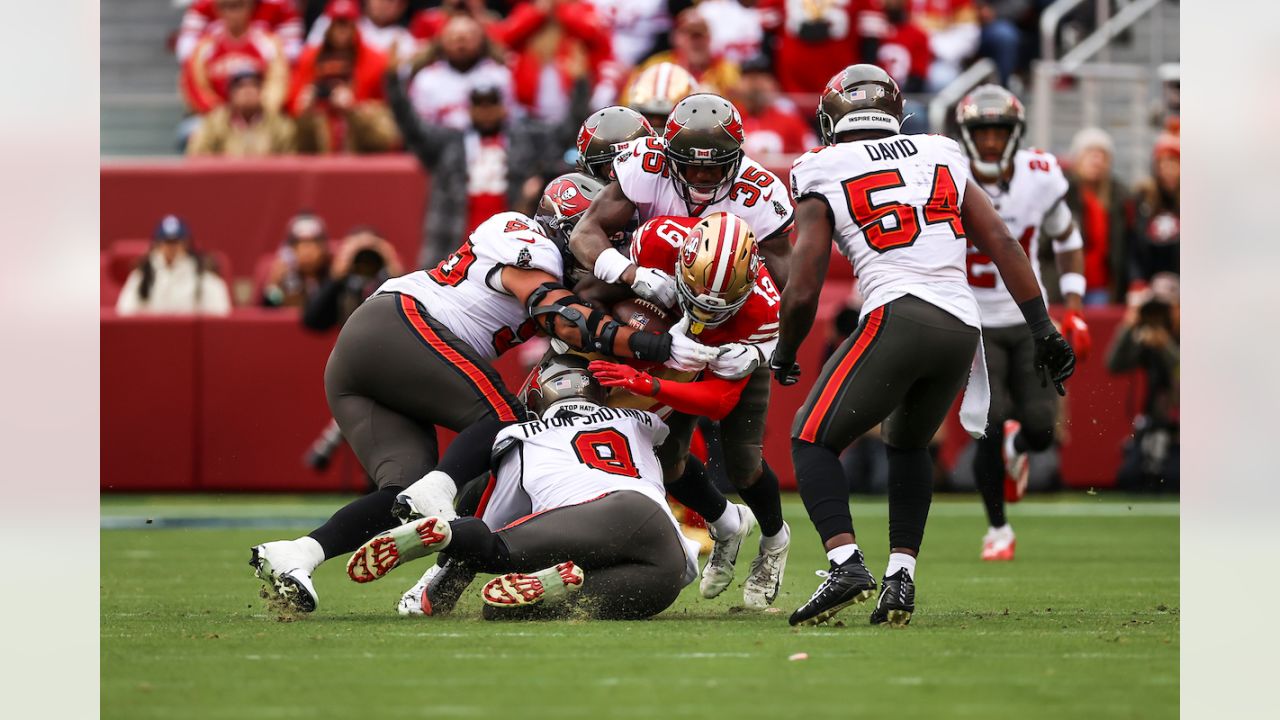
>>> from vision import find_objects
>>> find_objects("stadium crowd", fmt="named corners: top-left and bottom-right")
top-left (108, 0), bottom-right (1179, 492)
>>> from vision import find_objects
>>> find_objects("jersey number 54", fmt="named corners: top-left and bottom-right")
top-left (841, 165), bottom-right (964, 253)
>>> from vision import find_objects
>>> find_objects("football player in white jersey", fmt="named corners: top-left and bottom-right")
top-left (249, 175), bottom-right (719, 614)
top-left (955, 84), bottom-right (1093, 561)
top-left (346, 355), bottom-right (700, 620)
top-left (771, 65), bottom-right (1076, 627)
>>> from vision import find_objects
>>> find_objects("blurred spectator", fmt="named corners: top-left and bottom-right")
top-left (302, 227), bottom-right (405, 331)
top-left (863, 0), bottom-right (932, 92)
top-left (117, 215), bottom-right (232, 316)
top-left (766, 0), bottom-right (877, 93)
top-left (630, 9), bottom-right (740, 96)
top-left (1063, 127), bottom-right (1130, 305)
top-left (388, 61), bottom-right (573, 265)
top-left (262, 213), bottom-right (332, 307)
top-left (488, 0), bottom-right (615, 124)
top-left (177, 0), bottom-right (303, 64)
top-left (306, 0), bottom-right (417, 54)
top-left (289, 1), bottom-right (398, 154)
top-left (410, 0), bottom-right (500, 44)
top-left (1129, 132), bottom-right (1180, 285)
top-left (181, 0), bottom-right (289, 115)
top-left (911, 0), bottom-right (981, 92)
top-left (187, 69), bottom-right (297, 156)
top-left (587, 0), bottom-right (672, 68)
top-left (408, 14), bottom-right (514, 130)
top-left (1107, 276), bottom-right (1179, 492)
top-left (733, 56), bottom-right (816, 156)
top-left (700, 0), bottom-right (766, 64)
top-left (975, 1), bottom-right (1028, 88)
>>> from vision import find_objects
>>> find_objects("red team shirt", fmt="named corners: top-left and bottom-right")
top-left (628, 216), bottom-right (781, 349)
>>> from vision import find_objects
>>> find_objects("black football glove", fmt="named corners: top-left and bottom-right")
top-left (769, 349), bottom-right (802, 386)
top-left (1033, 330), bottom-right (1076, 396)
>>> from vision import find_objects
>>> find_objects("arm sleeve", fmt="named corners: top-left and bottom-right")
top-left (651, 374), bottom-right (750, 421)
top-left (1044, 199), bottom-right (1083, 253)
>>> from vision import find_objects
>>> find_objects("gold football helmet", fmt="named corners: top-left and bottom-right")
top-left (623, 62), bottom-right (700, 126)
top-left (675, 212), bottom-right (759, 330)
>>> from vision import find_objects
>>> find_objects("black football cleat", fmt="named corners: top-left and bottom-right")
top-left (788, 551), bottom-right (877, 626)
top-left (398, 557), bottom-right (477, 616)
top-left (869, 568), bottom-right (915, 627)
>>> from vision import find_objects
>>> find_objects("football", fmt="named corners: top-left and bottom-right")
top-left (611, 298), bottom-right (674, 334)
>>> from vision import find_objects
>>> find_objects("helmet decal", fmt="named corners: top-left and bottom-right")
top-left (544, 177), bottom-right (589, 219)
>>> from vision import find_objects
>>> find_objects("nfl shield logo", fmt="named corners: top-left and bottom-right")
top-left (693, 148), bottom-right (713, 159)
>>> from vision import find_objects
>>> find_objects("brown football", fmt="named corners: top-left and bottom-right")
top-left (611, 298), bottom-right (674, 334)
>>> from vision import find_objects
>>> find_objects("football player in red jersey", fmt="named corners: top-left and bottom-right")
top-left (249, 174), bottom-right (719, 615)
top-left (590, 212), bottom-right (791, 609)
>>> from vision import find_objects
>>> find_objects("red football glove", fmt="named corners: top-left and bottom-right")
top-left (589, 360), bottom-right (658, 396)
top-left (1060, 309), bottom-right (1092, 362)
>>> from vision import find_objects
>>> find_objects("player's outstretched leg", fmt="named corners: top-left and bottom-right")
top-left (346, 517), bottom-right (453, 583)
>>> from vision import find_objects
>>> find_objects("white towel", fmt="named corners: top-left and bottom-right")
top-left (959, 331), bottom-right (991, 439)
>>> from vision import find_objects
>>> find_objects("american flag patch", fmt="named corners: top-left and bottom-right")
top-left (693, 148), bottom-right (713, 159)
top-left (847, 89), bottom-right (867, 101)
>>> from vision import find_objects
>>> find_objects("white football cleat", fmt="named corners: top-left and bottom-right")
top-left (699, 504), bottom-right (755, 599)
top-left (981, 525), bottom-right (1016, 561)
top-left (250, 541), bottom-right (319, 613)
top-left (742, 523), bottom-right (790, 609)
top-left (482, 562), bottom-right (584, 608)
top-left (1002, 419), bottom-right (1029, 502)
top-left (347, 517), bottom-right (452, 584)
top-left (392, 471), bottom-right (458, 523)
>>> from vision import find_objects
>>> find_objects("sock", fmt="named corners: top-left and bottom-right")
top-left (827, 543), bottom-right (859, 565)
top-left (793, 439), bottom-right (854, 544)
top-left (737, 461), bottom-right (785, 537)
top-left (308, 487), bottom-right (401, 559)
top-left (292, 535), bottom-right (326, 572)
top-left (666, 457), bottom-right (729, 524)
top-left (708, 505), bottom-right (742, 539)
top-left (989, 523), bottom-right (1012, 537)
top-left (886, 445), bottom-right (933, 553)
top-left (973, 431), bottom-right (1008, 528)
top-left (436, 416), bottom-right (512, 482)
top-left (885, 552), bottom-right (917, 579)
top-left (440, 517), bottom-right (511, 573)
top-left (761, 522), bottom-right (790, 551)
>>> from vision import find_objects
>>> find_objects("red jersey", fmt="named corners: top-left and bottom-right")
top-left (629, 216), bottom-right (781, 348)
top-left (177, 0), bottom-right (302, 62)
top-left (181, 27), bottom-right (286, 114)
top-left (742, 103), bottom-right (817, 156)
top-left (876, 20), bottom-right (932, 86)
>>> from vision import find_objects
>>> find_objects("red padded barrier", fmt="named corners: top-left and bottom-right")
top-left (101, 157), bottom-right (429, 283)
top-left (101, 315), bottom-right (199, 491)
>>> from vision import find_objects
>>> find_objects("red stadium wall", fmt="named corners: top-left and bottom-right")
top-left (101, 159), bottom-right (1140, 493)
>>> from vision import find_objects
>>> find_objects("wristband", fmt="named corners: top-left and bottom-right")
top-left (627, 331), bottom-right (672, 362)
top-left (1059, 272), bottom-right (1086, 299)
top-left (1017, 297), bottom-right (1056, 338)
top-left (593, 247), bottom-right (633, 284)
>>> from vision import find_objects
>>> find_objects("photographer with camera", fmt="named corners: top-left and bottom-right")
top-left (1107, 274), bottom-right (1179, 492)
top-left (289, 0), bottom-right (398, 154)
top-left (301, 227), bottom-right (404, 332)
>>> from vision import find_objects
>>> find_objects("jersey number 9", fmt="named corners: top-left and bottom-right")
top-left (571, 429), bottom-right (640, 478)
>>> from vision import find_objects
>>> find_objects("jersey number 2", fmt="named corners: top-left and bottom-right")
top-left (572, 429), bottom-right (640, 478)
top-left (841, 165), bottom-right (964, 253)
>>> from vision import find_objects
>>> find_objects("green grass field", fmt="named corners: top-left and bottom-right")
top-left (102, 494), bottom-right (1178, 719)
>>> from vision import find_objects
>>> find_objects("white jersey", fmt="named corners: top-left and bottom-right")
top-left (376, 212), bottom-right (562, 361)
top-left (789, 133), bottom-right (980, 328)
top-left (612, 137), bottom-right (794, 241)
top-left (483, 406), bottom-right (700, 584)
top-left (968, 149), bottom-right (1081, 328)
top-left (408, 58), bottom-right (514, 131)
